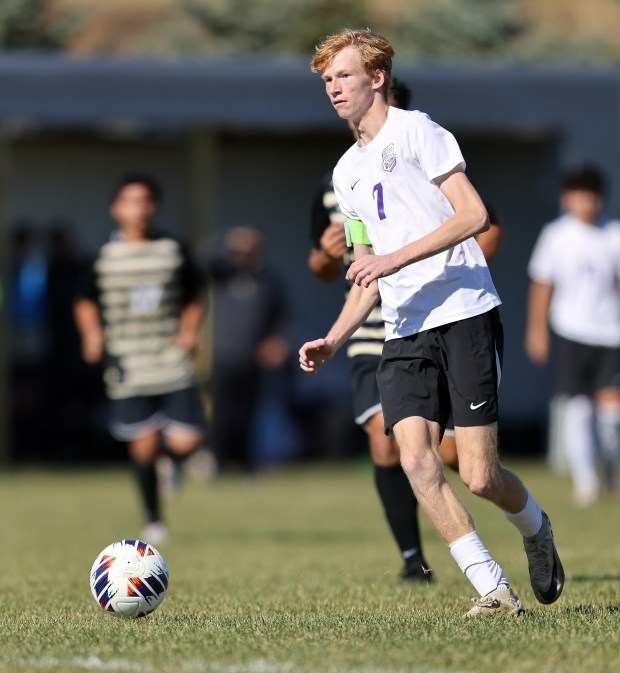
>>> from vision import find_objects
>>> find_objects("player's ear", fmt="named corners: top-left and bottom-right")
top-left (371, 69), bottom-right (385, 93)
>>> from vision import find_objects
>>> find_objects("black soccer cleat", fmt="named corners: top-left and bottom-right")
top-left (400, 556), bottom-right (434, 584)
top-left (523, 511), bottom-right (565, 604)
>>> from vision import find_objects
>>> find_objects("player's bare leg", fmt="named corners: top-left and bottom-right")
top-left (595, 387), bottom-right (620, 497)
top-left (128, 431), bottom-right (159, 464)
top-left (439, 433), bottom-right (459, 472)
top-left (394, 416), bottom-right (522, 615)
top-left (157, 426), bottom-right (203, 499)
top-left (366, 412), bottom-right (432, 582)
top-left (453, 423), bottom-right (563, 603)
top-left (394, 416), bottom-right (563, 611)
top-left (455, 424), bottom-right (528, 514)
top-left (394, 416), bottom-right (474, 544)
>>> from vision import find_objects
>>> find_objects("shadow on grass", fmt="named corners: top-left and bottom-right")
top-left (562, 604), bottom-right (620, 615)
top-left (207, 529), bottom-right (373, 543)
top-left (571, 574), bottom-right (620, 583)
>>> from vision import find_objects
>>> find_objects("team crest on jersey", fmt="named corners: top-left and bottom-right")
top-left (381, 144), bottom-right (397, 172)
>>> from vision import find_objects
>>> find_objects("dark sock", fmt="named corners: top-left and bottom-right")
top-left (133, 461), bottom-right (160, 524)
top-left (374, 464), bottom-right (424, 561)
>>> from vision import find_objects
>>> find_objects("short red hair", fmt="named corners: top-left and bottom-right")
top-left (311, 28), bottom-right (394, 96)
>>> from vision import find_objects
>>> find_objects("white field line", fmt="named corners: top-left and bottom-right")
top-left (1, 657), bottom-right (153, 671)
top-left (1, 657), bottom-right (476, 673)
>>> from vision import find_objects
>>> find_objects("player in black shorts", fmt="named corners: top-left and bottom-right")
top-left (526, 166), bottom-right (620, 505)
top-left (75, 174), bottom-right (205, 545)
top-left (309, 79), bottom-right (432, 583)
top-left (302, 29), bottom-right (565, 617)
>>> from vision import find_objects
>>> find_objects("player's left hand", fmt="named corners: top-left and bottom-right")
top-left (346, 254), bottom-right (399, 287)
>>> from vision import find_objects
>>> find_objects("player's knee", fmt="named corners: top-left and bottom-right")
top-left (462, 467), bottom-right (499, 500)
top-left (368, 434), bottom-right (399, 466)
top-left (127, 432), bottom-right (159, 464)
top-left (400, 447), bottom-right (440, 483)
top-left (164, 430), bottom-right (202, 455)
top-left (466, 478), bottom-right (493, 499)
top-left (366, 416), bottom-right (400, 466)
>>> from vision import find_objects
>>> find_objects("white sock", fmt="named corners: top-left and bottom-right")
top-left (504, 491), bottom-right (543, 538)
top-left (449, 531), bottom-right (508, 597)
top-left (564, 395), bottom-right (598, 504)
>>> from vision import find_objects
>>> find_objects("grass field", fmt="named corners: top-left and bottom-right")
top-left (0, 460), bottom-right (619, 673)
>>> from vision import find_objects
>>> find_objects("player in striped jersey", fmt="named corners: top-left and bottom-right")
top-left (75, 174), bottom-right (205, 545)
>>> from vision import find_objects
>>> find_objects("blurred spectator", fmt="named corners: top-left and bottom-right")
top-left (9, 222), bottom-right (48, 365)
top-left (44, 221), bottom-right (106, 460)
top-left (526, 165), bottom-right (620, 506)
top-left (203, 226), bottom-right (292, 473)
top-left (46, 222), bottom-right (83, 363)
top-left (8, 221), bottom-right (48, 458)
top-left (74, 173), bottom-right (205, 544)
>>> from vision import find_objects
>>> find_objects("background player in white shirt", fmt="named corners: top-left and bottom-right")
top-left (526, 166), bottom-right (620, 506)
top-left (299, 28), bottom-right (564, 617)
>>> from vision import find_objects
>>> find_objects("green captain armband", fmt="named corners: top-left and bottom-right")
top-left (344, 218), bottom-right (371, 246)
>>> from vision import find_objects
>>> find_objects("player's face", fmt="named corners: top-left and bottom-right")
top-left (321, 46), bottom-right (381, 124)
top-left (110, 183), bottom-right (157, 240)
top-left (561, 189), bottom-right (602, 225)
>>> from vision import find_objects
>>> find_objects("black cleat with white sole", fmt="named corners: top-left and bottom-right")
top-left (523, 511), bottom-right (565, 604)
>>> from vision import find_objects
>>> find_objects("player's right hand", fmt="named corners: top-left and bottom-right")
top-left (525, 329), bottom-right (549, 365)
top-left (299, 338), bottom-right (335, 375)
top-left (320, 222), bottom-right (348, 259)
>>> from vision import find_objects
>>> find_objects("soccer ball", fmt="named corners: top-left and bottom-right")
top-left (89, 539), bottom-right (169, 618)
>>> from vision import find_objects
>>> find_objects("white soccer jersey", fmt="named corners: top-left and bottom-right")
top-left (528, 213), bottom-right (620, 347)
top-left (332, 107), bottom-right (501, 341)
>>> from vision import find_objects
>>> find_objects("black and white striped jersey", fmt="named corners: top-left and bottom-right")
top-left (82, 231), bottom-right (201, 399)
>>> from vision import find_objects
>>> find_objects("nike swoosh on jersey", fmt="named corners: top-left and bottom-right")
top-left (351, 179), bottom-right (361, 190)
top-left (470, 401), bottom-right (487, 410)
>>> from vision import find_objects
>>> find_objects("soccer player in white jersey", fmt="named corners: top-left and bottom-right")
top-left (299, 28), bottom-right (565, 617)
top-left (526, 166), bottom-right (620, 506)
top-left (309, 79), bottom-right (433, 584)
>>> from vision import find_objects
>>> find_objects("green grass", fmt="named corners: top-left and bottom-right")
top-left (0, 460), bottom-right (619, 673)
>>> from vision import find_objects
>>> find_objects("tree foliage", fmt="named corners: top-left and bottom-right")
top-left (393, 0), bottom-right (524, 60)
top-left (0, 0), bottom-right (81, 50)
top-left (0, 0), bottom-right (619, 64)
top-left (182, 0), bottom-right (364, 54)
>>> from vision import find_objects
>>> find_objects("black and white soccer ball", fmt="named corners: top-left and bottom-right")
top-left (90, 539), bottom-right (169, 618)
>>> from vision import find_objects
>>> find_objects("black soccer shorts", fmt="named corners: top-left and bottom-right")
top-left (377, 308), bottom-right (503, 434)
top-left (348, 354), bottom-right (383, 426)
top-left (109, 385), bottom-right (206, 441)
top-left (556, 335), bottom-right (620, 397)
